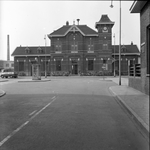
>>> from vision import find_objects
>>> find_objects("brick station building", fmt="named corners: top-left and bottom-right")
top-left (12, 14), bottom-right (140, 76)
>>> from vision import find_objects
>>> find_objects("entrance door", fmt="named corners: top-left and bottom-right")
top-left (72, 60), bottom-right (78, 75)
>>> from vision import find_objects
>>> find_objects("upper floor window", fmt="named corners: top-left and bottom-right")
top-left (88, 45), bottom-right (94, 51)
top-left (88, 38), bottom-right (94, 51)
top-left (71, 41), bottom-right (78, 51)
top-left (6, 63), bottom-right (9, 67)
top-left (103, 43), bottom-right (108, 50)
top-left (55, 38), bottom-right (62, 52)
top-left (55, 44), bottom-right (62, 51)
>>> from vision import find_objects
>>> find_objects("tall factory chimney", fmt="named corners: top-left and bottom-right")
top-left (7, 35), bottom-right (10, 61)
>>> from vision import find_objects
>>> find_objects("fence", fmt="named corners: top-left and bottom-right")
top-left (129, 64), bottom-right (141, 77)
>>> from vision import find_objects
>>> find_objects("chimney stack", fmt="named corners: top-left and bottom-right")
top-left (7, 35), bottom-right (10, 61)
top-left (77, 19), bottom-right (80, 25)
top-left (66, 21), bottom-right (69, 26)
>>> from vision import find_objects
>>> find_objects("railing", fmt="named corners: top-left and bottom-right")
top-left (129, 64), bottom-right (141, 77)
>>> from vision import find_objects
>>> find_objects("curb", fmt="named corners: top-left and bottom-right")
top-left (109, 86), bottom-right (149, 139)
top-left (99, 79), bottom-right (112, 82)
top-left (0, 90), bottom-right (6, 97)
top-left (0, 80), bottom-right (9, 82)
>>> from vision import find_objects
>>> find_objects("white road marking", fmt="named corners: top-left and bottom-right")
top-left (0, 120), bottom-right (29, 146)
top-left (29, 110), bottom-right (37, 116)
top-left (51, 96), bottom-right (56, 100)
top-left (0, 96), bottom-right (56, 147)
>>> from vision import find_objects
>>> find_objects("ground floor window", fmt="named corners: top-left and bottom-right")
top-left (129, 59), bottom-right (134, 66)
top-left (41, 61), bottom-right (45, 72)
top-left (103, 59), bottom-right (107, 64)
top-left (56, 60), bottom-right (61, 71)
top-left (88, 59), bottom-right (94, 71)
top-left (19, 62), bottom-right (24, 71)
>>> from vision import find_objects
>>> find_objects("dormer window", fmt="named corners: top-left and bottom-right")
top-left (122, 45), bottom-right (126, 53)
top-left (25, 47), bottom-right (30, 53)
top-left (37, 47), bottom-right (43, 53)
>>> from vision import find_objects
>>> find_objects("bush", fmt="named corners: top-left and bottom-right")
top-left (18, 72), bottom-right (26, 76)
top-left (51, 71), bottom-right (70, 76)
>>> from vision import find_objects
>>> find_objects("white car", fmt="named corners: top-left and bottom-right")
top-left (0, 69), bottom-right (18, 78)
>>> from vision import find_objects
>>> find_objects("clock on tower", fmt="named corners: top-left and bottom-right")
top-left (102, 26), bottom-right (108, 33)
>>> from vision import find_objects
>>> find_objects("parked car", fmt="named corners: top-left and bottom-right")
top-left (0, 68), bottom-right (18, 78)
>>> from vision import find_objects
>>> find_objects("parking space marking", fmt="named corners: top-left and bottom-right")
top-left (0, 96), bottom-right (56, 147)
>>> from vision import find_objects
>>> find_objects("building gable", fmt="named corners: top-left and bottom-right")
top-left (65, 24), bottom-right (85, 36)
top-left (48, 25), bottom-right (98, 38)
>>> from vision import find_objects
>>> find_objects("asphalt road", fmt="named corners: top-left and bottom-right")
top-left (0, 77), bottom-right (149, 150)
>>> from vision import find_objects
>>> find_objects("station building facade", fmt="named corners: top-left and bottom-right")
top-left (12, 15), bottom-right (140, 76)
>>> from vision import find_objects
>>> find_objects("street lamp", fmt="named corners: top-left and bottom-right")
top-left (17, 60), bottom-right (19, 74)
top-left (126, 58), bottom-right (129, 76)
top-left (110, 0), bottom-right (121, 85)
top-left (113, 33), bottom-right (116, 77)
top-left (44, 35), bottom-right (47, 78)
top-left (24, 59), bottom-right (26, 74)
top-left (48, 59), bottom-right (50, 76)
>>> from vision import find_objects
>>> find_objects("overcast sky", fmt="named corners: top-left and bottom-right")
top-left (0, 0), bottom-right (140, 60)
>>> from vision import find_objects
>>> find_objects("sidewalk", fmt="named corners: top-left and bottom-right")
top-left (108, 77), bottom-right (149, 138)
top-left (0, 89), bottom-right (6, 97)
top-left (0, 79), bottom-right (7, 97)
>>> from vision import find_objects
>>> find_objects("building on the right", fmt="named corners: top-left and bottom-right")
top-left (130, 1), bottom-right (149, 95)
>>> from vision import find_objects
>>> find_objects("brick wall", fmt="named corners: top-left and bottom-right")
top-left (129, 75), bottom-right (149, 95)
top-left (140, 1), bottom-right (150, 68)
top-left (129, 1), bottom-right (150, 95)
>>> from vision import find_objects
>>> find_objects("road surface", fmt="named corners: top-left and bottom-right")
top-left (0, 77), bottom-right (149, 150)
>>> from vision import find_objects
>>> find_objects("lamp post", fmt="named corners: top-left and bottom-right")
top-left (17, 60), bottom-right (19, 74)
top-left (113, 33), bottom-right (116, 77)
top-left (48, 59), bottom-right (50, 76)
top-left (24, 59), bottom-right (26, 74)
top-left (110, 0), bottom-right (121, 85)
top-left (126, 58), bottom-right (129, 76)
top-left (44, 35), bottom-right (47, 78)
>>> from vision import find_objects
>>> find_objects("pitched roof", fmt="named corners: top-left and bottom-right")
top-left (112, 44), bottom-right (140, 54)
top-left (11, 46), bottom-right (51, 56)
top-left (95, 14), bottom-right (114, 28)
top-left (48, 25), bottom-right (98, 37)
